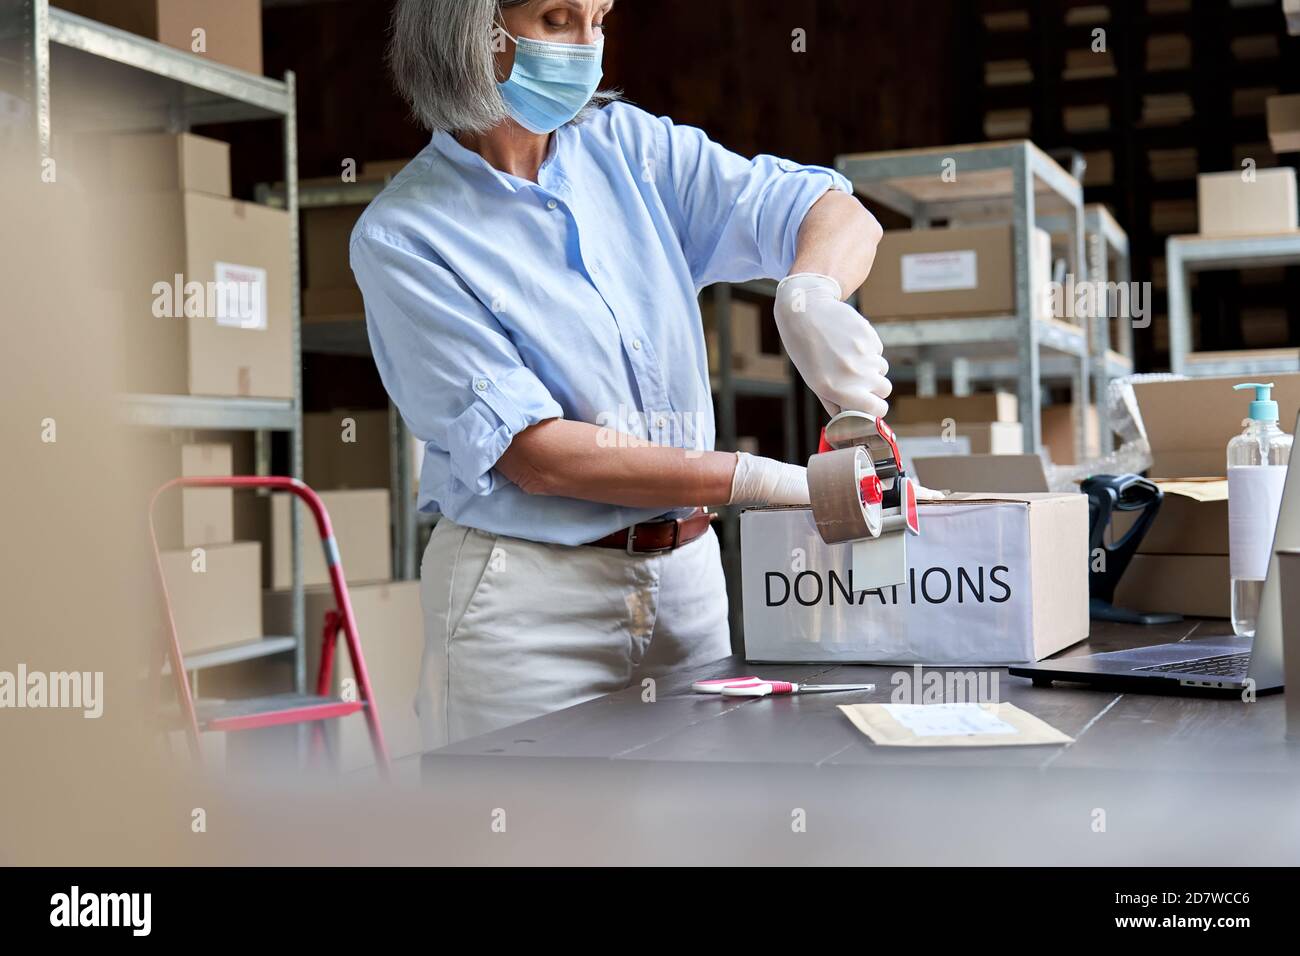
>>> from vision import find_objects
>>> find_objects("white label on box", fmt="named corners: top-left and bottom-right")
top-left (900, 250), bottom-right (978, 293)
top-left (212, 261), bottom-right (267, 330)
top-left (741, 503), bottom-right (1057, 665)
top-left (882, 703), bottom-right (1019, 737)
top-left (1228, 465), bottom-right (1287, 580)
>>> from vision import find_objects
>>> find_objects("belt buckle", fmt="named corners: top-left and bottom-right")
top-left (625, 519), bottom-right (679, 555)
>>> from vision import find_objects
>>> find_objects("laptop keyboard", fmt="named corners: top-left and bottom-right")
top-left (1134, 652), bottom-right (1251, 678)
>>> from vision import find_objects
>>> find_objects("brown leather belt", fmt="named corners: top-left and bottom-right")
top-left (587, 508), bottom-right (715, 554)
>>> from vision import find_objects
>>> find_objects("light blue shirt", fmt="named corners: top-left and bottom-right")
top-left (350, 101), bottom-right (850, 546)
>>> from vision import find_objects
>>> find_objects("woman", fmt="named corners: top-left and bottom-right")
top-left (352, 0), bottom-right (891, 747)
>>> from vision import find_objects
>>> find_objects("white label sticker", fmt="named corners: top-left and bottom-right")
top-left (882, 703), bottom-right (1019, 737)
top-left (1228, 465), bottom-right (1288, 580)
top-left (900, 250), bottom-right (978, 293)
top-left (212, 261), bottom-right (267, 330)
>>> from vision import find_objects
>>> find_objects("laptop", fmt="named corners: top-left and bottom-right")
top-left (1009, 411), bottom-right (1300, 694)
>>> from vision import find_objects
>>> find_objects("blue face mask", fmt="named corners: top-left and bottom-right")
top-left (496, 27), bottom-right (604, 134)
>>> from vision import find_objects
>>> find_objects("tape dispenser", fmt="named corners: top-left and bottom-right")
top-left (807, 410), bottom-right (920, 592)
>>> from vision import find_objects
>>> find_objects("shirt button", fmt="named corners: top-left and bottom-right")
top-left (631, 339), bottom-right (642, 351)
top-left (779, 159), bottom-right (797, 172)
top-left (546, 199), bottom-right (558, 210)
top-left (475, 379), bottom-right (488, 392)
top-left (656, 416), bottom-right (667, 429)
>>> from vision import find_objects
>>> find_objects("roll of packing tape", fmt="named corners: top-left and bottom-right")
top-left (807, 446), bottom-right (882, 544)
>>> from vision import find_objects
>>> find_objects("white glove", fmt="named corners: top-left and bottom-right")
top-left (774, 273), bottom-right (891, 418)
top-left (728, 452), bottom-right (810, 506)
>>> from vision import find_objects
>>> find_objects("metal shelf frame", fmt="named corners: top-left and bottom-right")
top-left (836, 139), bottom-right (1093, 456)
top-left (260, 172), bottom-right (422, 583)
top-left (12, 2), bottom-right (307, 691)
top-left (1167, 232), bottom-right (1300, 377)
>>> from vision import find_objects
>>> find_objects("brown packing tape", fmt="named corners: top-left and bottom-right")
top-left (808, 447), bottom-right (874, 543)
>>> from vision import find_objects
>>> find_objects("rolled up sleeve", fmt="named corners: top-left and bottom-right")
top-left (351, 233), bottom-right (563, 496)
top-left (655, 115), bottom-right (852, 289)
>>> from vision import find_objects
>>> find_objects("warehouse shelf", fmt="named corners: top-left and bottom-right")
top-left (118, 393), bottom-right (298, 431)
top-left (1181, 348), bottom-right (1300, 378)
top-left (259, 171), bottom-right (422, 582)
top-left (165, 636), bottom-right (299, 675)
top-left (1166, 232), bottom-right (1300, 375)
top-left (14, 1), bottom-right (309, 696)
top-left (836, 140), bottom-right (1091, 455)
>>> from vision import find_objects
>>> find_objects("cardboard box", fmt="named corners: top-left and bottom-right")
top-left (270, 489), bottom-right (392, 589)
top-left (858, 225), bottom-right (1014, 318)
top-left (303, 410), bottom-right (393, 490)
top-left (304, 205), bottom-right (364, 290)
top-left (104, 191), bottom-right (293, 398)
top-left (264, 580), bottom-right (423, 771)
top-left (891, 391), bottom-right (1019, 425)
top-left (893, 422), bottom-right (1024, 464)
top-left (107, 132), bottom-right (230, 197)
top-left (1197, 168), bottom-right (1299, 236)
top-left (1132, 374), bottom-right (1300, 478)
top-left (59, 0), bottom-right (263, 74)
top-left (303, 286), bottom-right (366, 321)
top-left (1110, 480), bottom-right (1229, 555)
top-left (740, 493), bottom-right (1089, 664)
top-left (145, 440), bottom-right (234, 549)
top-left (1266, 95), bottom-right (1300, 154)
top-left (1041, 403), bottom-right (1100, 465)
top-left (911, 453), bottom-right (1051, 493)
top-left (159, 541), bottom-right (262, 655)
top-left (1114, 554), bottom-right (1229, 618)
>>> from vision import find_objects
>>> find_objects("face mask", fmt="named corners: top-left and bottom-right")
top-left (496, 26), bottom-right (604, 134)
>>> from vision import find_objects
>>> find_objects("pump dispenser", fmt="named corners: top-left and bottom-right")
top-left (1227, 382), bottom-right (1292, 637)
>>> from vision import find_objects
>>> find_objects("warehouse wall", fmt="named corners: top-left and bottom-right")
top-left (219, 0), bottom-right (973, 194)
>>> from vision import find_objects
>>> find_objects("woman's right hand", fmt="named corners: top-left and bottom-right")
top-left (774, 272), bottom-right (892, 419)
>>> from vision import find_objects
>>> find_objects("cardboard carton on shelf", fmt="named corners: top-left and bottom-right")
top-left (892, 421), bottom-right (1024, 465)
top-left (1266, 95), bottom-right (1300, 154)
top-left (90, 131), bottom-right (230, 198)
top-left (101, 191), bottom-right (293, 399)
top-left (1131, 374), bottom-right (1300, 479)
top-left (303, 205), bottom-right (365, 291)
top-left (264, 580), bottom-right (423, 771)
top-left (58, 0), bottom-right (263, 75)
top-left (1041, 403), bottom-right (1100, 466)
top-left (269, 488), bottom-right (392, 590)
top-left (740, 492), bottom-right (1088, 664)
top-left (147, 440), bottom-right (235, 550)
top-left (1196, 168), bottom-right (1299, 237)
top-left (857, 225), bottom-right (1052, 321)
top-left (890, 391), bottom-right (1019, 425)
top-left (158, 541), bottom-right (262, 655)
top-left (303, 409), bottom-right (392, 490)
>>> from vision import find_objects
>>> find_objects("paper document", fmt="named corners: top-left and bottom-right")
top-left (839, 701), bottom-right (1073, 747)
top-left (883, 702), bottom-right (1018, 737)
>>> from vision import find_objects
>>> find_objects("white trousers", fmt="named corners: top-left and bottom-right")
top-left (416, 516), bottom-right (732, 748)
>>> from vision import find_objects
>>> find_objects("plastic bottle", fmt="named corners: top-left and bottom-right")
top-left (1227, 383), bottom-right (1293, 637)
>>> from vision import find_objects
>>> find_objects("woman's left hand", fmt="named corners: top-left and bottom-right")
top-left (774, 272), bottom-right (892, 418)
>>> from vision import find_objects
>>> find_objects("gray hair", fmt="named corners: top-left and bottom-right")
top-left (388, 0), bottom-right (621, 134)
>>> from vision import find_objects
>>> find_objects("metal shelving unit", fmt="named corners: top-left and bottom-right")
top-left (836, 140), bottom-right (1095, 456)
top-left (11, 2), bottom-right (307, 690)
top-left (1167, 231), bottom-right (1300, 377)
top-left (258, 176), bottom-right (424, 581)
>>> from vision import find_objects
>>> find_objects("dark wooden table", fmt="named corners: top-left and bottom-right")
top-left (425, 619), bottom-right (1298, 776)
top-left (419, 620), bottom-right (1300, 864)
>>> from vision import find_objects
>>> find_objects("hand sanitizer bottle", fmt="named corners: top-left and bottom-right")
top-left (1228, 382), bottom-right (1292, 637)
